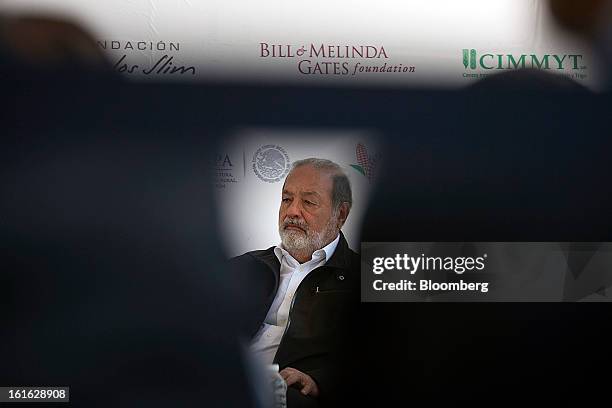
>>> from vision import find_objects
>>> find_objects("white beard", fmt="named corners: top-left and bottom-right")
top-left (279, 215), bottom-right (338, 260)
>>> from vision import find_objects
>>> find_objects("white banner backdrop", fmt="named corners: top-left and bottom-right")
top-left (0, 0), bottom-right (601, 89)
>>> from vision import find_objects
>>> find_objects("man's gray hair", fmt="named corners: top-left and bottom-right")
top-left (291, 158), bottom-right (353, 212)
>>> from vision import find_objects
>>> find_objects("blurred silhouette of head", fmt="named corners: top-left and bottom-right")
top-left (549, 0), bottom-right (610, 38)
top-left (0, 15), bottom-right (111, 74)
top-left (549, 0), bottom-right (612, 87)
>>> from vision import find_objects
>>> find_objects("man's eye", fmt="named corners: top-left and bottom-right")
top-left (305, 200), bottom-right (317, 206)
top-left (282, 198), bottom-right (291, 202)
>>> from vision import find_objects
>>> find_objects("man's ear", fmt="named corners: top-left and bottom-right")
top-left (337, 202), bottom-right (350, 228)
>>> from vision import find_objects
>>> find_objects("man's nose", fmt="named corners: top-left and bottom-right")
top-left (285, 199), bottom-right (302, 218)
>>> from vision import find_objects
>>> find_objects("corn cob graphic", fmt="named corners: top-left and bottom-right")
top-left (357, 143), bottom-right (370, 179)
top-left (350, 143), bottom-right (371, 181)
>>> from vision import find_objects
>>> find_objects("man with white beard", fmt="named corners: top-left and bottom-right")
top-left (232, 158), bottom-right (359, 408)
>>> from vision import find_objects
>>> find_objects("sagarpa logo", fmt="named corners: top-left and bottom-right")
top-left (350, 143), bottom-right (380, 183)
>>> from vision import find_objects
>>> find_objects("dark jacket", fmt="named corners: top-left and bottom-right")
top-left (230, 232), bottom-right (359, 401)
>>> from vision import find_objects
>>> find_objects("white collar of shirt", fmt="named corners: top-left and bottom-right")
top-left (273, 233), bottom-right (340, 267)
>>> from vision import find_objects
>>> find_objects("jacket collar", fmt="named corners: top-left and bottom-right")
top-left (323, 231), bottom-right (351, 270)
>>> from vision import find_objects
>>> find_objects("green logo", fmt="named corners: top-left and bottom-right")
top-left (462, 49), bottom-right (585, 71)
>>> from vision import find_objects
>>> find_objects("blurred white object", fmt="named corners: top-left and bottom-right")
top-left (242, 342), bottom-right (287, 408)
top-left (268, 364), bottom-right (287, 408)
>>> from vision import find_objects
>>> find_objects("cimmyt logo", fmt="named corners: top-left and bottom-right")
top-left (462, 49), bottom-right (586, 71)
